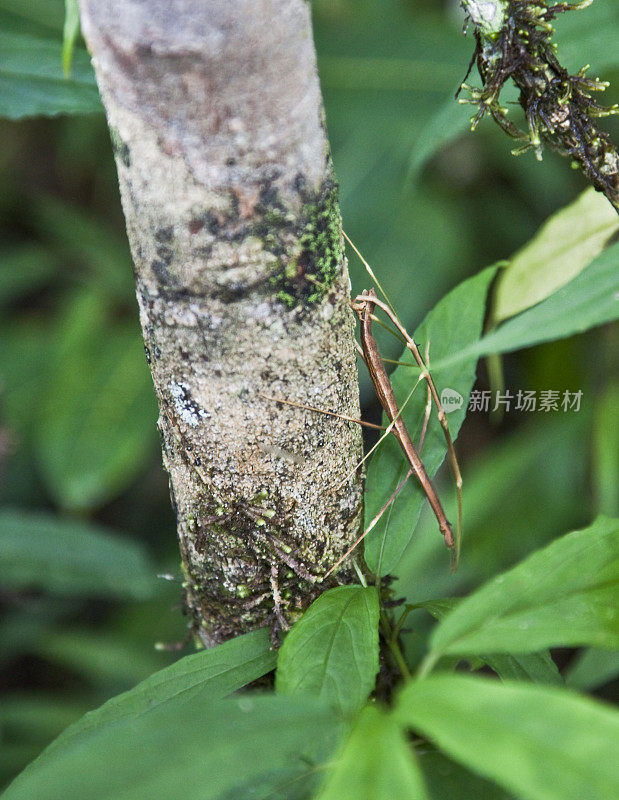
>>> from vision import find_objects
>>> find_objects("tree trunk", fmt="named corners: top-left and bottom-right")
top-left (79, 0), bottom-right (364, 645)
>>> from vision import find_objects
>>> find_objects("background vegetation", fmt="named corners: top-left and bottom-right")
top-left (1, 0), bottom-right (617, 795)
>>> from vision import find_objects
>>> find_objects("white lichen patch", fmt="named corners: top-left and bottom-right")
top-left (462, 0), bottom-right (508, 35)
top-left (169, 380), bottom-right (210, 426)
top-left (164, 306), bottom-right (199, 327)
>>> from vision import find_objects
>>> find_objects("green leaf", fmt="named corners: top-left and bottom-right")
top-left (490, 188), bottom-right (619, 324)
top-left (316, 705), bottom-right (429, 800)
top-left (0, 25), bottom-right (101, 119)
top-left (439, 241), bottom-right (619, 368)
top-left (412, 599), bottom-right (561, 685)
top-left (396, 674), bottom-right (619, 800)
top-left (363, 266), bottom-right (497, 576)
top-left (419, 750), bottom-right (515, 800)
top-left (480, 651), bottom-right (561, 685)
top-left (593, 382), bottom-right (619, 516)
top-left (276, 585), bottom-right (380, 716)
top-left (565, 648), bottom-right (619, 692)
top-left (36, 292), bottom-right (158, 511)
top-left (45, 629), bottom-right (276, 753)
top-left (395, 413), bottom-right (589, 607)
top-left (3, 693), bottom-right (340, 800)
top-left (0, 1), bottom-right (66, 33)
top-left (0, 507), bottom-right (157, 599)
top-left (428, 517), bottom-right (619, 661)
top-left (61, 0), bottom-right (79, 77)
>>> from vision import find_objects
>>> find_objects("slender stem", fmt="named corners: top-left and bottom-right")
top-left (392, 604), bottom-right (415, 640)
top-left (380, 609), bottom-right (411, 680)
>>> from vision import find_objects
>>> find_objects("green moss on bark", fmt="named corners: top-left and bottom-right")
top-left (269, 178), bottom-right (343, 308)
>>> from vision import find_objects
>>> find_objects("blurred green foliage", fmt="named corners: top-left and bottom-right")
top-left (0, 0), bottom-right (618, 793)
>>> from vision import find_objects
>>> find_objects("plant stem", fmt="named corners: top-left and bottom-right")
top-left (380, 609), bottom-right (412, 680)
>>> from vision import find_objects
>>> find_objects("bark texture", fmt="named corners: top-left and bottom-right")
top-left (79, 0), bottom-right (364, 644)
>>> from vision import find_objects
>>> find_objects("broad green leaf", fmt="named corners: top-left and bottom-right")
top-left (395, 413), bottom-right (589, 606)
top-left (438, 241), bottom-right (619, 369)
top-left (2, 693), bottom-right (341, 800)
top-left (61, 0), bottom-right (79, 77)
top-left (44, 629), bottom-right (276, 755)
top-left (428, 517), bottom-right (619, 661)
top-left (565, 647), bottom-right (619, 692)
top-left (0, 1), bottom-right (65, 33)
top-left (412, 599), bottom-right (561, 685)
top-left (480, 651), bottom-right (561, 685)
top-left (36, 292), bottom-right (157, 511)
top-left (0, 507), bottom-right (157, 599)
top-left (0, 27), bottom-right (101, 119)
top-left (364, 266), bottom-right (497, 576)
top-left (593, 382), bottom-right (619, 516)
top-left (316, 704), bottom-right (429, 800)
top-left (490, 188), bottom-right (619, 324)
top-left (0, 745), bottom-right (45, 794)
top-left (419, 750), bottom-right (515, 800)
top-left (396, 674), bottom-right (619, 800)
top-left (276, 585), bottom-right (379, 716)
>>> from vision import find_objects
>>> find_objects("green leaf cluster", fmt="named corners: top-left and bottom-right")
top-left (3, 517), bottom-right (617, 800)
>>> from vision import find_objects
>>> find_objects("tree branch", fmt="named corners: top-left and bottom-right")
top-left (79, 0), bottom-right (364, 645)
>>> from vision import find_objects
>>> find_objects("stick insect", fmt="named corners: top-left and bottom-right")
top-left (265, 236), bottom-right (463, 578)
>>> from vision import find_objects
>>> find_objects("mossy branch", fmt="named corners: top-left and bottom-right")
top-left (459, 0), bottom-right (619, 211)
top-left (79, 0), bottom-right (364, 645)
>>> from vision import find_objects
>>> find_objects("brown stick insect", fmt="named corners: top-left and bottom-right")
top-left (264, 235), bottom-right (463, 579)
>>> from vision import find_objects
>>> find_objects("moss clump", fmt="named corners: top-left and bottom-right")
top-left (460, 0), bottom-right (619, 210)
top-left (269, 178), bottom-right (343, 308)
top-left (276, 290), bottom-right (296, 309)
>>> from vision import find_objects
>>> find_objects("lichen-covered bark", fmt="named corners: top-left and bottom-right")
top-left (79, 0), bottom-right (364, 645)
